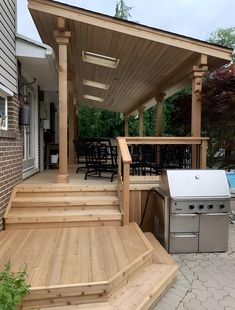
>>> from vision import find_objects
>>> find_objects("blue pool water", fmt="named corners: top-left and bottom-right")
top-left (226, 172), bottom-right (235, 189)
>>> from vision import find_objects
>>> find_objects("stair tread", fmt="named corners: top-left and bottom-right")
top-left (6, 213), bottom-right (122, 223)
top-left (8, 208), bottom-right (121, 216)
top-left (13, 196), bottom-right (118, 201)
top-left (12, 196), bottom-right (119, 207)
top-left (109, 263), bottom-right (178, 309)
top-left (16, 184), bottom-right (118, 192)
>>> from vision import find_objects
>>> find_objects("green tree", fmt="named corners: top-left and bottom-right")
top-left (115, 0), bottom-right (132, 20)
top-left (208, 27), bottom-right (235, 62)
top-left (208, 27), bottom-right (235, 49)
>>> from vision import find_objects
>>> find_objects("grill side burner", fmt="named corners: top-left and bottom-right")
top-left (153, 170), bottom-right (230, 253)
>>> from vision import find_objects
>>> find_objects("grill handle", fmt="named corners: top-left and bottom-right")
top-left (172, 214), bottom-right (198, 217)
top-left (171, 233), bottom-right (198, 238)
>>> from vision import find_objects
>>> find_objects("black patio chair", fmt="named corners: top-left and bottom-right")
top-left (129, 144), bottom-right (142, 175)
top-left (73, 139), bottom-right (86, 173)
top-left (84, 139), bottom-right (118, 182)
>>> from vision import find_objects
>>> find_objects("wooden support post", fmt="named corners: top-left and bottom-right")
top-left (73, 99), bottom-right (78, 163)
top-left (55, 18), bottom-right (71, 183)
top-left (155, 93), bottom-right (165, 137)
top-left (191, 55), bottom-right (207, 168)
top-left (74, 100), bottom-right (78, 141)
top-left (138, 106), bottom-right (145, 136)
top-left (68, 96), bottom-right (76, 165)
top-left (123, 162), bottom-right (130, 225)
top-left (124, 114), bottom-right (129, 137)
top-left (200, 139), bottom-right (208, 168)
top-left (155, 93), bottom-right (165, 165)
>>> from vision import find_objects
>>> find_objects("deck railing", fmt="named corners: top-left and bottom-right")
top-left (117, 136), bottom-right (209, 225)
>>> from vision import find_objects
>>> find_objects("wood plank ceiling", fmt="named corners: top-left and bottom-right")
top-left (29, 0), bottom-right (232, 114)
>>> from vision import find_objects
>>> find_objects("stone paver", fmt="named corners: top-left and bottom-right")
top-left (153, 224), bottom-right (235, 310)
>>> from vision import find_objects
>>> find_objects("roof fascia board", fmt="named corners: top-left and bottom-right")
top-left (28, 0), bottom-right (232, 61)
top-left (16, 33), bottom-right (52, 51)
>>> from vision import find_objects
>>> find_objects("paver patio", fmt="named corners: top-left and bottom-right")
top-left (154, 223), bottom-right (235, 310)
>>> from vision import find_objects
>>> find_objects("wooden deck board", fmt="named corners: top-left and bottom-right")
top-left (0, 224), bottom-right (150, 288)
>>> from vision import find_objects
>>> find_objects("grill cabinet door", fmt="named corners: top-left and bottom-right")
top-left (170, 233), bottom-right (198, 253)
top-left (171, 214), bottom-right (199, 233)
top-left (199, 213), bottom-right (229, 252)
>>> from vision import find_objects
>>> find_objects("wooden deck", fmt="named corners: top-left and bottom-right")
top-left (1, 167), bottom-right (178, 309)
top-left (0, 223), bottom-right (178, 309)
top-left (22, 166), bottom-right (118, 185)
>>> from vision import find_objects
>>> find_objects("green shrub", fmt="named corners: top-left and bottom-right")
top-left (0, 261), bottom-right (30, 310)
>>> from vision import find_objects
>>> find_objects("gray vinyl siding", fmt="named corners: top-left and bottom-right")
top-left (0, 0), bottom-right (17, 94)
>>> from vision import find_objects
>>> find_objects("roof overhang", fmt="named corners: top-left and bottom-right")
top-left (16, 33), bottom-right (58, 91)
top-left (28, 0), bottom-right (233, 114)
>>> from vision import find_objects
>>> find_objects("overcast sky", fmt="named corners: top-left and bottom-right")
top-left (17, 0), bottom-right (234, 43)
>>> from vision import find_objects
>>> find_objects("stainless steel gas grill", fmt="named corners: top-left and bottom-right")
top-left (153, 170), bottom-right (231, 253)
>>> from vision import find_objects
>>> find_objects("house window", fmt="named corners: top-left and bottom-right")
top-left (0, 94), bottom-right (8, 130)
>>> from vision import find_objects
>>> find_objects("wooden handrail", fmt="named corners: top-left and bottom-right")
top-left (117, 136), bottom-right (208, 226)
top-left (117, 138), bottom-right (132, 163)
top-left (125, 136), bottom-right (209, 145)
top-left (117, 138), bottom-right (132, 226)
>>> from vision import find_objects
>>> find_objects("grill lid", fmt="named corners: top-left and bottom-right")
top-left (164, 170), bottom-right (230, 199)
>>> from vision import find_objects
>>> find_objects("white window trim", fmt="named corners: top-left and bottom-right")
top-left (0, 92), bottom-right (8, 131)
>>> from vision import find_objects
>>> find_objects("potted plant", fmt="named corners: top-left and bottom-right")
top-left (0, 262), bottom-right (30, 310)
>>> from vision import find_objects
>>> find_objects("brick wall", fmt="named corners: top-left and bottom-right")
top-left (0, 96), bottom-right (22, 230)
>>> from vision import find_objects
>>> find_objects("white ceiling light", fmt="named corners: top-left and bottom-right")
top-left (82, 51), bottom-right (119, 69)
top-left (83, 79), bottom-right (109, 90)
top-left (84, 94), bottom-right (104, 102)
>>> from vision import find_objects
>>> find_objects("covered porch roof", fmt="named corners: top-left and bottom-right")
top-left (28, 0), bottom-right (232, 115)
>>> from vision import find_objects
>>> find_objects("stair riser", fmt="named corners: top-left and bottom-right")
top-left (12, 201), bottom-right (119, 208)
top-left (6, 213), bottom-right (122, 223)
top-left (16, 191), bottom-right (117, 197)
top-left (11, 205), bottom-right (119, 212)
top-left (6, 220), bottom-right (122, 229)
top-left (22, 293), bottom-right (108, 309)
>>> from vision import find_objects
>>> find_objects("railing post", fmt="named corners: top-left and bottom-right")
top-left (123, 162), bottom-right (130, 225)
top-left (118, 146), bottom-right (122, 177)
top-left (200, 139), bottom-right (208, 169)
top-left (117, 138), bottom-right (132, 226)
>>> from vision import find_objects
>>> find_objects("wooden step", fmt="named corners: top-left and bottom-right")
top-left (109, 263), bottom-right (178, 310)
top-left (15, 184), bottom-right (118, 193)
top-left (29, 233), bottom-right (178, 310)
top-left (10, 224), bottom-right (154, 308)
top-left (144, 232), bottom-right (177, 265)
top-left (11, 205), bottom-right (119, 212)
top-left (12, 196), bottom-right (119, 208)
top-left (16, 191), bottom-right (117, 197)
top-left (6, 208), bottom-right (122, 229)
top-left (39, 303), bottom-right (113, 310)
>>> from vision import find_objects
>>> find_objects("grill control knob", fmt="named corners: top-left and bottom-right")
top-left (199, 204), bottom-right (204, 210)
top-left (208, 204), bottom-right (214, 209)
top-left (189, 204), bottom-right (194, 210)
top-left (219, 203), bottom-right (225, 209)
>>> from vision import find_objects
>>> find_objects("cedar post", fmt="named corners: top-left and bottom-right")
top-left (155, 92), bottom-right (165, 136)
top-left (75, 103), bottom-right (79, 141)
top-left (155, 93), bottom-right (165, 164)
top-left (68, 95), bottom-right (76, 164)
top-left (55, 18), bottom-right (71, 183)
top-left (124, 114), bottom-right (129, 136)
top-left (191, 55), bottom-right (208, 168)
top-left (138, 106), bottom-right (145, 136)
